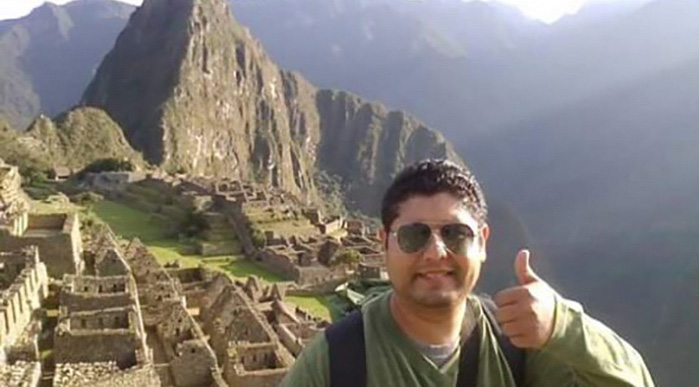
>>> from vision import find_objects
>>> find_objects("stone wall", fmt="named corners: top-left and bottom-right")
top-left (7, 319), bottom-right (41, 363)
top-left (223, 337), bottom-right (291, 386)
top-left (275, 322), bottom-right (320, 357)
top-left (0, 360), bottom-right (40, 387)
top-left (0, 247), bottom-right (49, 351)
top-left (0, 213), bottom-right (83, 278)
top-left (319, 217), bottom-right (343, 235)
top-left (0, 163), bottom-right (28, 238)
top-left (166, 267), bottom-right (214, 308)
top-left (169, 340), bottom-right (218, 387)
top-left (257, 247), bottom-right (299, 281)
top-left (122, 239), bottom-right (221, 386)
top-left (95, 249), bottom-right (130, 277)
top-left (60, 275), bottom-right (135, 312)
top-left (54, 362), bottom-right (160, 387)
top-left (54, 306), bottom-right (146, 368)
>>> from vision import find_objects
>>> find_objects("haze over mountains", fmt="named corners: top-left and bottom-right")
top-left (0, 0), bottom-right (134, 129)
top-left (0, 0), bottom-right (697, 384)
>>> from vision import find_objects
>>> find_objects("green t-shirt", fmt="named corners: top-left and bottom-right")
top-left (280, 290), bottom-right (655, 387)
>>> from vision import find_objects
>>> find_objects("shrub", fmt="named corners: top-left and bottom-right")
top-left (336, 249), bottom-right (362, 268)
top-left (250, 226), bottom-right (266, 249)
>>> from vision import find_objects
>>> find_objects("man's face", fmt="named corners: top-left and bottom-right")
top-left (380, 192), bottom-right (489, 309)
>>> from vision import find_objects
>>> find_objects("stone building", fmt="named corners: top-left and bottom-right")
top-left (200, 274), bottom-right (293, 387)
top-left (54, 304), bottom-right (149, 367)
top-left (0, 247), bottom-right (49, 364)
top-left (122, 239), bottom-right (224, 386)
top-left (59, 275), bottom-right (137, 313)
top-left (0, 212), bottom-right (83, 278)
top-left (53, 230), bottom-right (160, 387)
top-left (1, 161), bottom-right (83, 278)
top-left (54, 273), bottom-right (152, 377)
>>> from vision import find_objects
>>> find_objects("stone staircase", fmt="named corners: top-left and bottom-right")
top-left (197, 212), bottom-right (241, 256)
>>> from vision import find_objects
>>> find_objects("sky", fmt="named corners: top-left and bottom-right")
top-left (0, 0), bottom-right (615, 23)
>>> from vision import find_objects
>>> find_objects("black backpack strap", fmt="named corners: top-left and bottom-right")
top-left (326, 309), bottom-right (366, 387)
top-left (478, 296), bottom-right (527, 386)
top-left (456, 321), bottom-right (482, 387)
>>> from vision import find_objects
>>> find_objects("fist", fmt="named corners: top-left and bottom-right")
top-left (493, 249), bottom-right (556, 349)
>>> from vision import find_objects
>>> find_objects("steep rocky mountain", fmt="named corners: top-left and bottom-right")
top-left (82, 0), bottom-right (459, 214)
top-left (0, 119), bottom-right (52, 172)
top-left (230, 0), bottom-right (543, 139)
top-left (0, 107), bottom-right (143, 172)
top-left (0, 0), bottom-right (134, 130)
top-left (231, 0), bottom-right (699, 149)
top-left (26, 107), bottom-right (145, 170)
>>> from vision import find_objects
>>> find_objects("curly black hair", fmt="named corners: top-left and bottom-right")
top-left (381, 159), bottom-right (487, 231)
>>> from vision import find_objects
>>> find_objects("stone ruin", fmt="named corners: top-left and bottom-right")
top-left (122, 239), bottom-right (224, 386)
top-left (104, 173), bottom-right (388, 289)
top-left (53, 230), bottom-right (159, 387)
top-left (0, 162), bottom-right (83, 278)
top-left (0, 158), bottom-right (387, 386)
top-left (198, 273), bottom-right (326, 387)
top-left (0, 246), bottom-right (48, 370)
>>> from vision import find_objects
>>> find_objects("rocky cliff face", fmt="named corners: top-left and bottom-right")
top-left (0, 107), bottom-right (142, 174)
top-left (83, 0), bottom-right (320, 200)
top-left (316, 90), bottom-right (460, 212)
top-left (24, 107), bottom-right (144, 170)
top-left (82, 0), bottom-right (459, 211)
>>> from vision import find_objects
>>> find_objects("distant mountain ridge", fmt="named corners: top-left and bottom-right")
top-left (0, 0), bottom-right (135, 130)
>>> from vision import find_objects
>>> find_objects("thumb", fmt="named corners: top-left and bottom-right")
top-left (515, 249), bottom-right (540, 285)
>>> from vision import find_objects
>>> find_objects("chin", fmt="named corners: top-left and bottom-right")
top-left (411, 290), bottom-right (463, 308)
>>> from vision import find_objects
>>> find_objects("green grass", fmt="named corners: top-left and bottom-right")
top-left (90, 199), bottom-right (343, 321)
top-left (285, 295), bottom-right (346, 322)
top-left (91, 199), bottom-right (284, 278)
top-left (220, 257), bottom-right (284, 282)
top-left (92, 200), bottom-right (169, 242)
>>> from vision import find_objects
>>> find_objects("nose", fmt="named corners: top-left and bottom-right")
top-left (422, 232), bottom-right (448, 262)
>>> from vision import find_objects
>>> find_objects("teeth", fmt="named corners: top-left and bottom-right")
top-left (422, 272), bottom-right (449, 278)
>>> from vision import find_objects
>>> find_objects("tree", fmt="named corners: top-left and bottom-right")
top-left (336, 248), bottom-right (362, 268)
top-left (250, 226), bottom-right (266, 249)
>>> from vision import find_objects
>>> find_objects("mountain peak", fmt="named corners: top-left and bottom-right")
top-left (25, 2), bottom-right (74, 38)
top-left (83, 0), bottom-right (322, 198)
top-left (82, 0), bottom-right (460, 211)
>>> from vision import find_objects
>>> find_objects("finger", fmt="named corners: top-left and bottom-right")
top-left (509, 335), bottom-right (534, 349)
top-left (494, 286), bottom-right (528, 307)
top-left (496, 304), bottom-right (529, 325)
top-left (515, 249), bottom-right (541, 285)
top-left (501, 321), bottom-right (529, 338)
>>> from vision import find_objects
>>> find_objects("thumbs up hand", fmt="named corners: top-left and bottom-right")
top-left (493, 249), bottom-right (556, 349)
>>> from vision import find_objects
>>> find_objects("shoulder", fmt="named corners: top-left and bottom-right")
top-left (279, 333), bottom-right (330, 387)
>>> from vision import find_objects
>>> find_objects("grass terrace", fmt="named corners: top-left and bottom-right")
top-left (90, 199), bottom-right (338, 320)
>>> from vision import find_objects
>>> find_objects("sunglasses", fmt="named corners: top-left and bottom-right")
top-left (390, 222), bottom-right (476, 255)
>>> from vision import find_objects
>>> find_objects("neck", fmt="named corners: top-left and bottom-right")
top-left (389, 292), bottom-right (467, 345)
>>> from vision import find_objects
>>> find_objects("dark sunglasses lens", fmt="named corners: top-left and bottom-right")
top-left (441, 224), bottom-right (474, 255)
top-left (397, 223), bottom-right (432, 253)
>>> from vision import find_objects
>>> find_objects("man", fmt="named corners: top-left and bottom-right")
top-left (280, 159), bottom-right (654, 386)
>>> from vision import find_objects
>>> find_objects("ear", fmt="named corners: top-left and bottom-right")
top-left (379, 228), bottom-right (388, 250)
top-left (478, 224), bottom-right (490, 262)
top-left (480, 223), bottom-right (490, 243)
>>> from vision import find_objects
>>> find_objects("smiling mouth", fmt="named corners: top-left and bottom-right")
top-left (416, 271), bottom-right (455, 280)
